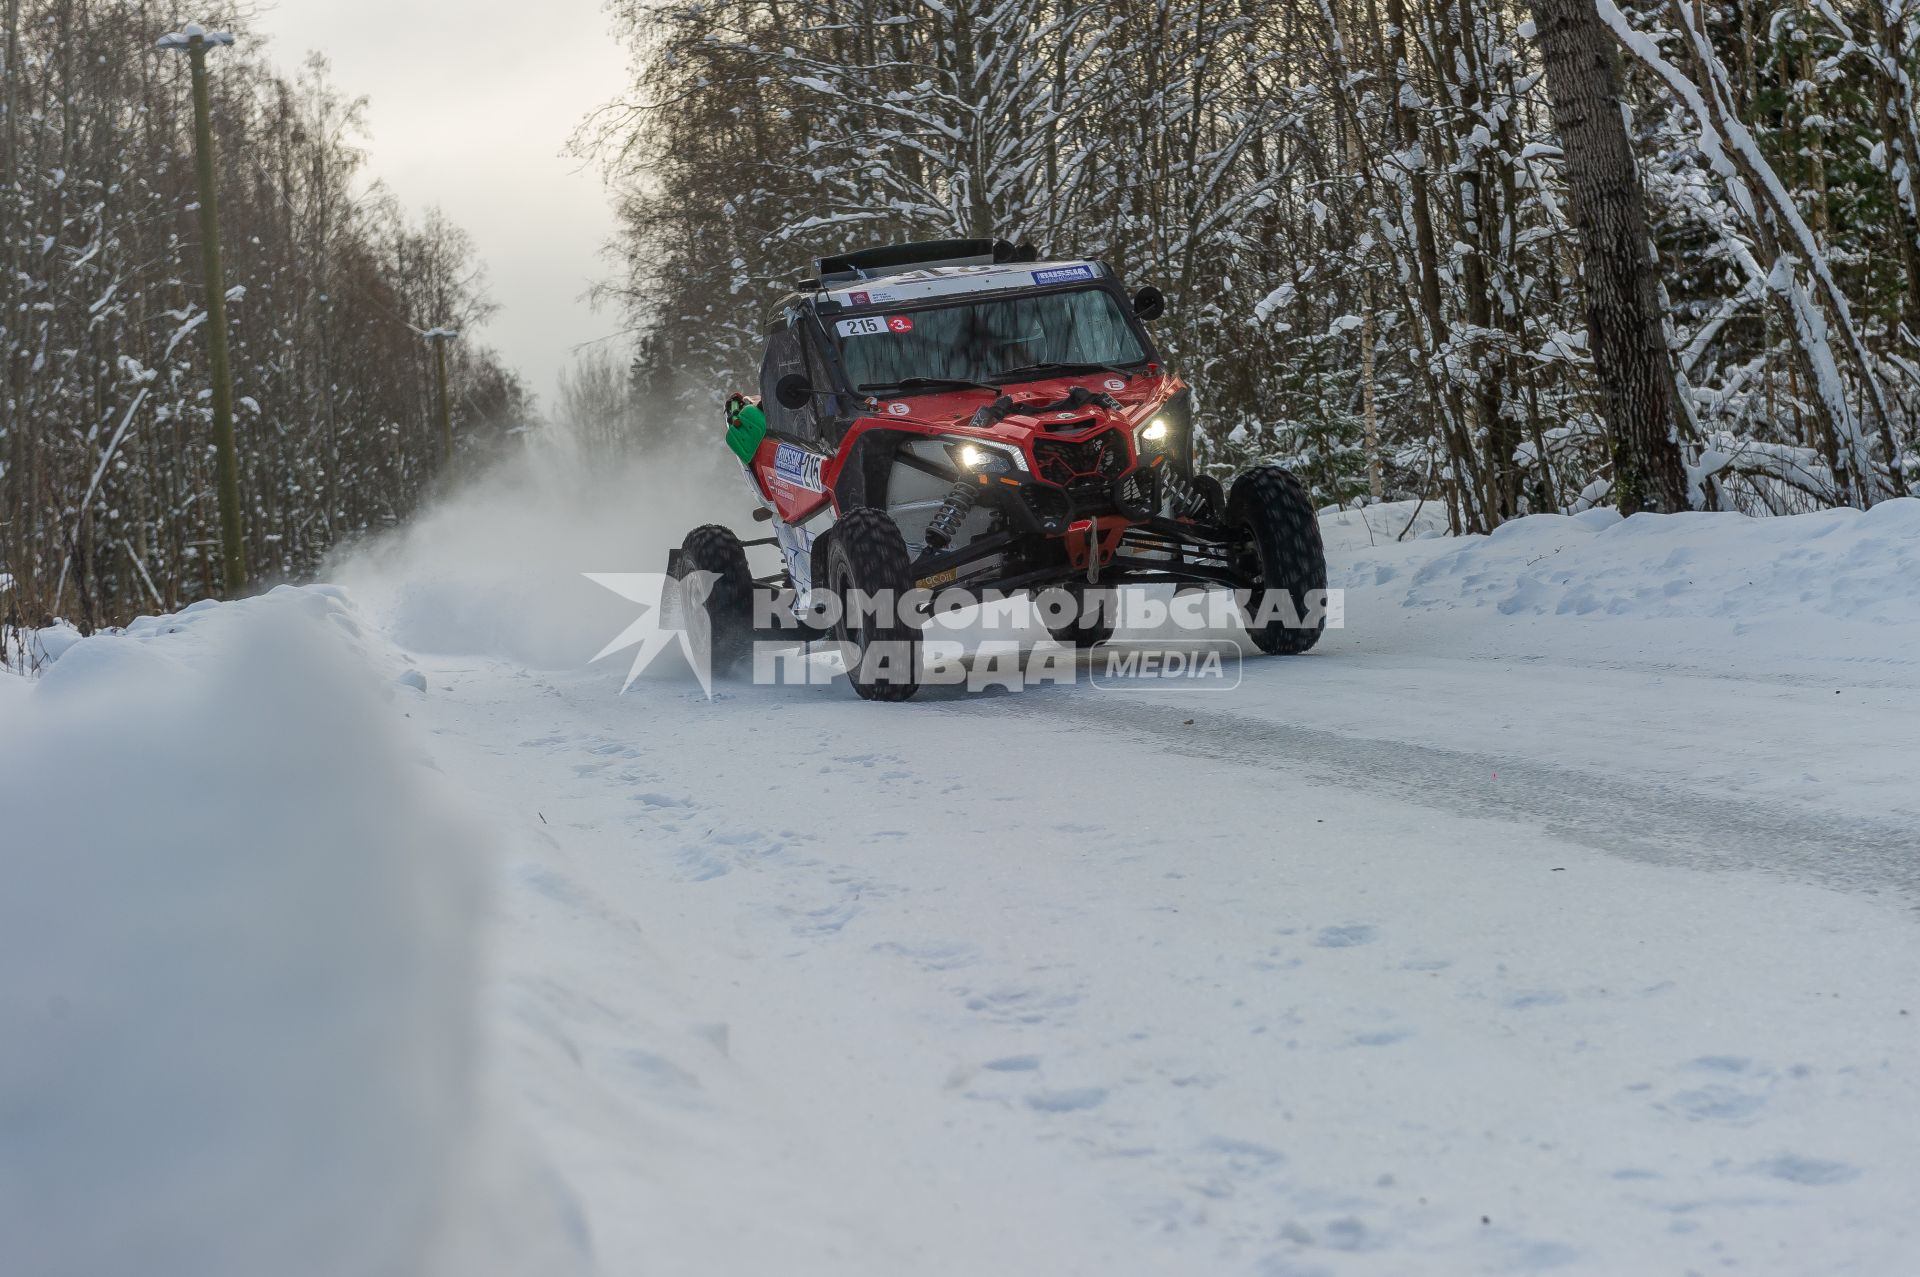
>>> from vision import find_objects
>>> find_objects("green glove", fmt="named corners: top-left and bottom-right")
top-left (725, 396), bottom-right (767, 465)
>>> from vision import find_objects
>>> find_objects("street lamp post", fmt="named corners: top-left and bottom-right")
top-left (423, 327), bottom-right (460, 465)
top-left (157, 21), bottom-right (246, 595)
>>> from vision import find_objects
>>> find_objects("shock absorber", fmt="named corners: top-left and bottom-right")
top-left (922, 479), bottom-right (978, 550)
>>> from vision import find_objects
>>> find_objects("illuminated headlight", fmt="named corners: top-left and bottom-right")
top-left (949, 441), bottom-right (1013, 473)
top-left (1137, 389), bottom-right (1193, 457)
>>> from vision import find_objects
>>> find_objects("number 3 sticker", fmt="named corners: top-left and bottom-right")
top-left (836, 314), bottom-right (914, 337)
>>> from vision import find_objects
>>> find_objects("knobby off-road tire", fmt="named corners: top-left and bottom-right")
top-left (1227, 465), bottom-right (1327, 655)
top-left (674, 524), bottom-right (754, 676)
top-left (1041, 585), bottom-right (1118, 648)
top-left (826, 507), bottom-right (921, 701)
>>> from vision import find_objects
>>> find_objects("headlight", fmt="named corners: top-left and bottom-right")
top-left (948, 440), bottom-right (1014, 474)
top-left (1136, 389), bottom-right (1193, 459)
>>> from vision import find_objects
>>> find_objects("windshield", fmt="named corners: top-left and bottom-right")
top-left (834, 287), bottom-right (1147, 392)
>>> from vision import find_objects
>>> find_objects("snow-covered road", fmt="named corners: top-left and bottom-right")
top-left (9, 493), bottom-right (1917, 1276)
top-left (404, 501), bottom-right (1920, 1275)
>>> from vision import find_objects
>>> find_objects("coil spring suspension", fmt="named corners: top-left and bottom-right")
top-left (1159, 465), bottom-right (1202, 517)
top-left (923, 479), bottom-right (978, 550)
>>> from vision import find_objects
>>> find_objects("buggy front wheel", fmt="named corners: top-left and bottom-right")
top-left (826, 508), bottom-right (922, 701)
top-left (1227, 466), bottom-right (1327, 655)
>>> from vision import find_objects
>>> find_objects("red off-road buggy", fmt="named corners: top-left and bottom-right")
top-left (669, 238), bottom-right (1327, 700)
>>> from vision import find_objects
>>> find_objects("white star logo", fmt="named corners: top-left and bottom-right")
top-left (583, 570), bottom-right (720, 697)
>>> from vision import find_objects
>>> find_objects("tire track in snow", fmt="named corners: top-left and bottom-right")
top-left (931, 684), bottom-right (1920, 903)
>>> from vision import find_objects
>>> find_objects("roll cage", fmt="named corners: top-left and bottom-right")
top-left (760, 271), bottom-right (1165, 447)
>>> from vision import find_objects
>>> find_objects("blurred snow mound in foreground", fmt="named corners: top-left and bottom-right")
top-left (0, 586), bottom-right (489, 1277)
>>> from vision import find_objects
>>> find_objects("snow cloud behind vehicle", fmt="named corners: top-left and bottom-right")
top-left (328, 429), bottom-right (749, 671)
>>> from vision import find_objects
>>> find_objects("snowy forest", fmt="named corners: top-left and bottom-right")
top-left (0, 2), bottom-right (526, 631)
top-left (9, 0), bottom-right (1920, 632)
top-left (586, 0), bottom-right (1920, 528)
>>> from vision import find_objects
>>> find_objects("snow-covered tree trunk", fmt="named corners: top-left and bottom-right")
top-left (1530, 0), bottom-right (1691, 513)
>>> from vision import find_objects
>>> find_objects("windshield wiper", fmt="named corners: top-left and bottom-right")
top-left (856, 376), bottom-right (999, 396)
top-left (989, 360), bottom-right (1140, 383)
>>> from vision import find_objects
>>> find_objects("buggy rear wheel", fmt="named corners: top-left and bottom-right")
top-left (826, 508), bottom-right (921, 701)
top-left (1226, 465), bottom-right (1327, 655)
top-left (672, 524), bottom-right (755, 675)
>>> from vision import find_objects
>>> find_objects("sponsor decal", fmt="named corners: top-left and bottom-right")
top-left (887, 315), bottom-right (914, 332)
top-left (1031, 264), bottom-right (1096, 285)
top-left (772, 442), bottom-right (826, 491)
top-left (887, 402), bottom-right (910, 416)
top-left (832, 267), bottom-right (1062, 307)
top-left (1104, 378), bottom-right (1126, 391)
top-left (776, 522), bottom-right (815, 608)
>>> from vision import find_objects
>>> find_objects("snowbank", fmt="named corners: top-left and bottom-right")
top-left (1317, 497), bottom-right (1453, 553)
top-left (2, 619), bottom-right (84, 675)
top-left (1333, 497), bottom-right (1920, 630)
top-left (0, 587), bottom-right (487, 1277)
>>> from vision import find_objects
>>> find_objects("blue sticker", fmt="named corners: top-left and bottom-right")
top-left (1031, 264), bottom-right (1096, 285)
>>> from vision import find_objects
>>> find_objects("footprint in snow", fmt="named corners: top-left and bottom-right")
top-left (673, 846), bottom-right (731, 882)
top-left (1313, 924), bottom-right (1376, 948)
top-left (780, 898), bottom-right (859, 937)
top-left (982, 1054), bottom-right (1042, 1072)
top-left (1503, 989), bottom-right (1568, 1010)
top-left (633, 791), bottom-right (694, 809)
top-left (514, 863), bottom-right (597, 913)
top-left (871, 939), bottom-right (979, 971)
top-left (963, 984), bottom-right (1082, 1024)
top-left (1025, 1087), bottom-right (1107, 1113)
top-left (1660, 1085), bottom-right (1767, 1123)
top-left (1199, 1135), bottom-right (1285, 1167)
top-left (1750, 1153), bottom-right (1859, 1186)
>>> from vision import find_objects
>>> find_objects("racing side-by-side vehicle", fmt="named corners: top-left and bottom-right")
top-left (668, 238), bottom-right (1327, 700)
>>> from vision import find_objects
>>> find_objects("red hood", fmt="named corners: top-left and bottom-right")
top-left (861, 369), bottom-right (1180, 445)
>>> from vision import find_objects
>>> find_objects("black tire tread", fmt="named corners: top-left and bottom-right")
top-left (829, 507), bottom-right (921, 701)
top-left (1227, 465), bottom-right (1327, 655)
top-left (676, 523), bottom-right (754, 674)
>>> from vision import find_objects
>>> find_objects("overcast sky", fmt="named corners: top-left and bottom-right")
top-left (251, 0), bottom-right (632, 412)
